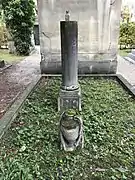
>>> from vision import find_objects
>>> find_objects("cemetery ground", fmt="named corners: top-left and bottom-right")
top-left (0, 49), bottom-right (135, 120)
top-left (0, 77), bottom-right (135, 179)
top-left (0, 49), bottom-right (25, 64)
top-left (0, 49), bottom-right (135, 179)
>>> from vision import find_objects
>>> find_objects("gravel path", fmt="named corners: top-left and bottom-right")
top-left (117, 55), bottom-right (135, 86)
top-left (0, 53), bottom-right (40, 119)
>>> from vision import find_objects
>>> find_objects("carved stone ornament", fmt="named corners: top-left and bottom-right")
top-left (60, 110), bottom-right (84, 151)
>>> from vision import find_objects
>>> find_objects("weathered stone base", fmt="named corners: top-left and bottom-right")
top-left (40, 60), bottom-right (117, 74)
top-left (58, 88), bottom-right (81, 112)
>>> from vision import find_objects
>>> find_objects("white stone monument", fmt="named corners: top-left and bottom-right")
top-left (37, 0), bottom-right (122, 74)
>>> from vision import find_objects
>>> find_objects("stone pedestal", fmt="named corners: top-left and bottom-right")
top-left (8, 41), bottom-right (16, 54)
top-left (58, 87), bottom-right (81, 112)
top-left (58, 19), bottom-right (81, 112)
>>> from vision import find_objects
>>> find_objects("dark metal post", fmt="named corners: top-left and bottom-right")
top-left (60, 19), bottom-right (78, 90)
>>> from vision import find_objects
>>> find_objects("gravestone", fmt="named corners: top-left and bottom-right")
top-left (58, 13), bottom-right (83, 151)
top-left (0, 60), bottom-right (5, 68)
top-left (37, 0), bottom-right (122, 74)
top-left (58, 15), bottom-right (81, 112)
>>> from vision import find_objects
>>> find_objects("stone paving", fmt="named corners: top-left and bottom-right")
top-left (117, 55), bottom-right (135, 86)
top-left (0, 49), bottom-right (135, 119)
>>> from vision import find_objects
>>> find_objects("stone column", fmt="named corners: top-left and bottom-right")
top-left (58, 12), bottom-right (83, 151)
top-left (58, 12), bottom-right (81, 112)
top-left (60, 21), bottom-right (78, 90)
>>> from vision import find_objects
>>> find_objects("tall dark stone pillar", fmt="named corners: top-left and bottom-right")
top-left (58, 12), bottom-right (83, 152)
top-left (58, 13), bottom-right (81, 112)
top-left (60, 21), bottom-right (78, 90)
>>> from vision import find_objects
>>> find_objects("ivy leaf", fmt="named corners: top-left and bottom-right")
top-left (19, 145), bottom-right (26, 152)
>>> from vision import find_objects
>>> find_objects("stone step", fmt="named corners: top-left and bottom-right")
top-left (128, 53), bottom-right (135, 60)
top-left (124, 57), bottom-right (135, 64)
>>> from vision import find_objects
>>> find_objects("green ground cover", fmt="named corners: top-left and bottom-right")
top-left (0, 77), bottom-right (135, 180)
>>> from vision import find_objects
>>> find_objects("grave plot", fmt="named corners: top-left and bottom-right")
top-left (0, 76), bottom-right (135, 180)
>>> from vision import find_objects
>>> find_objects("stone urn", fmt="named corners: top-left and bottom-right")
top-left (60, 109), bottom-right (83, 151)
top-left (61, 115), bottom-right (80, 145)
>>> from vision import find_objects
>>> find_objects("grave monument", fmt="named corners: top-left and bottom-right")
top-left (37, 0), bottom-right (122, 74)
top-left (37, 0), bottom-right (122, 151)
top-left (58, 12), bottom-right (83, 151)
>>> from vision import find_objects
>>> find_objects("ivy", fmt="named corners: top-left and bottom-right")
top-left (2, 0), bottom-right (35, 55)
top-left (0, 77), bottom-right (135, 179)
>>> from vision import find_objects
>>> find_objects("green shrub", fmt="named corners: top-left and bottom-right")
top-left (119, 22), bottom-right (135, 49)
top-left (119, 5), bottom-right (135, 49)
top-left (2, 0), bottom-right (35, 55)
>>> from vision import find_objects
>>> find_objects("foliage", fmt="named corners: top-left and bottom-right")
top-left (65, 109), bottom-right (79, 116)
top-left (119, 22), bottom-right (135, 49)
top-left (0, 4), bottom-right (8, 48)
top-left (0, 5), bottom-right (2, 19)
top-left (0, 77), bottom-right (135, 179)
top-left (2, 0), bottom-right (35, 55)
top-left (121, 5), bottom-right (131, 23)
top-left (119, 5), bottom-right (135, 49)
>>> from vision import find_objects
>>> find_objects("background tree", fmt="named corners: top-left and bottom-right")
top-left (2, 0), bottom-right (35, 55)
top-left (119, 5), bottom-right (135, 49)
top-left (0, 4), bottom-right (8, 48)
top-left (121, 5), bottom-right (130, 23)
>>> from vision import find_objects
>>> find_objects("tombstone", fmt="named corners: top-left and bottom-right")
top-left (0, 60), bottom-right (5, 68)
top-left (58, 12), bottom-right (83, 151)
top-left (58, 14), bottom-right (81, 112)
top-left (37, 0), bottom-right (122, 74)
top-left (8, 40), bottom-right (16, 54)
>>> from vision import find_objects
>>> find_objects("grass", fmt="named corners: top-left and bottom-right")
top-left (118, 49), bottom-right (131, 57)
top-left (0, 77), bottom-right (135, 180)
top-left (0, 49), bottom-right (25, 64)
